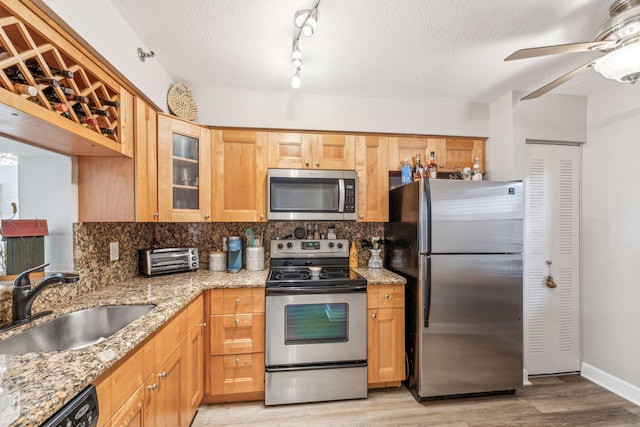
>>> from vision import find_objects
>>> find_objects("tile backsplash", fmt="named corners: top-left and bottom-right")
top-left (0, 221), bottom-right (383, 323)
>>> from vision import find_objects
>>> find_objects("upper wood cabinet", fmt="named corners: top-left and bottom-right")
top-left (355, 135), bottom-right (389, 222)
top-left (0, 0), bottom-right (134, 157)
top-left (388, 136), bottom-right (486, 174)
top-left (77, 97), bottom-right (157, 222)
top-left (267, 132), bottom-right (355, 170)
top-left (158, 113), bottom-right (212, 222)
top-left (211, 129), bottom-right (268, 222)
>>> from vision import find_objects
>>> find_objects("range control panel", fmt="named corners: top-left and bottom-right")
top-left (271, 239), bottom-right (350, 259)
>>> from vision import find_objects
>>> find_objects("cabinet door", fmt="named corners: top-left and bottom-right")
top-left (109, 382), bottom-right (151, 427)
top-left (186, 295), bottom-right (205, 422)
top-left (438, 138), bottom-right (485, 173)
top-left (312, 133), bottom-right (355, 169)
top-left (267, 132), bottom-right (313, 168)
top-left (368, 307), bottom-right (405, 385)
top-left (155, 344), bottom-right (185, 427)
top-left (355, 135), bottom-right (388, 222)
top-left (135, 98), bottom-right (159, 221)
top-left (212, 130), bottom-right (268, 221)
top-left (388, 136), bottom-right (432, 171)
top-left (158, 114), bottom-right (211, 222)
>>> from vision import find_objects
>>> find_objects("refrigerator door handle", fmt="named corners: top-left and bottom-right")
top-left (424, 255), bottom-right (431, 328)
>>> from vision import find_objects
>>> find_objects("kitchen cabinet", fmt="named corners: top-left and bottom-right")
top-left (267, 131), bottom-right (355, 170)
top-left (355, 135), bottom-right (389, 222)
top-left (158, 113), bottom-right (212, 222)
top-left (367, 284), bottom-right (405, 388)
top-left (78, 97), bottom-right (158, 222)
top-left (211, 129), bottom-right (268, 221)
top-left (185, 294), bottom-right (205, 423)
top-left (388, 136), bottom-right (485, 175)
top-left (0, 0), bottom-right (134, 157)
top-left (204, 288), bottom-right (265, 403)
top-left (95, 297), bottom-right (202, 427)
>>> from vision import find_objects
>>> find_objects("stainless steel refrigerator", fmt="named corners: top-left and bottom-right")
top-left (384, 179), bottom-right (523, 400)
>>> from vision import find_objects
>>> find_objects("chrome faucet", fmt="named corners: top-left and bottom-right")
top-left (2, 263), bottom-right (80, 330)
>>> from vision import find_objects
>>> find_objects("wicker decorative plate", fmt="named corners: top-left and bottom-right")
top-left (167, 82), bottom-right (198, 121)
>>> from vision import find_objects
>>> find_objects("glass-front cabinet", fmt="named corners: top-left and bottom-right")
top-left (158, 113), bottom-right (211, 221)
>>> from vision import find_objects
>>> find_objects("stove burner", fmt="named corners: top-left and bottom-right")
top-left (274, 271), bottom-right (310, 281)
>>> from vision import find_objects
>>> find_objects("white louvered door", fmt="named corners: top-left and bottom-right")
top-left (524, 143), bottom-right (581, 375)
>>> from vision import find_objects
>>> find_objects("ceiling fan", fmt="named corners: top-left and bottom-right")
top-left (505, 0), bottom-right (640, 100)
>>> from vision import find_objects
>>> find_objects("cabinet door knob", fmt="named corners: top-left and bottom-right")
top-left (198, 322), bottom-right (206, 328)
top-left (384, 293), bottom-right (390, 299)
top-left (204, 214), bottom-right (210, 220)
top-left (147, 383), bottom-right (158, 391)
top-left (235, 358), bottom-right (241, 364)
top-left (260, 214), bottom-right (264, 219)
top-left (153, 212), bottom-right (159, 218)
top-left (235, 298), bottom-right (241, 304)
top-left (158, 371), bottom-right (167, 379)
top-left (315, 161), bottom-right (320, 167)
top-left (371, 313), bottom-right (377, 319)
top-left (305, 160), bottom-right (310, 166)
top-left (359, 214), bottom-right (364, 219)
top-left (235, 318), bottom-right (240, 325)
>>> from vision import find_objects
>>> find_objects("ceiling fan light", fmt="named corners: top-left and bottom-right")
top-left (291, 69), bottom-right (301, 89)
top-left (594, 43), bottom-right (640, 82)
top-left (291, 49), bottom-right (303, 68)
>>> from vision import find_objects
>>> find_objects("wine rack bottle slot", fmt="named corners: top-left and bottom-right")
top-left (0, 1), bottom-right (129, 152)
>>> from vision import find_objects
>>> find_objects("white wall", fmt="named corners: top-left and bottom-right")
top-left (488, 92), bottom-right (587, 181)
top-left (40, 0), bottom-right (173, 111)
top-left (19, 156), bottom-right (74, 272)
top-left (581, 83), bottom-right (640, 397)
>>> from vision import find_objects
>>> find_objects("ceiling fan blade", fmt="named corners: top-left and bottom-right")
top-left (521, 61), bottom-right (595, 100)
top-left (505, 41), bottom-right (613, 61)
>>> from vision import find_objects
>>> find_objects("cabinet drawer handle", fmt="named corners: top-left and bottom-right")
top-left (235, 298), bottom-right (241, 304)
top-left (384, 293), bottom-right (390, 299)
top-left (371, 313), bottom-right (377, 319)
top-left (235, 358), bottom-right (241, 364)
top-left (199, 322), bottom-right (206, 328)
top-left (147, 383), bottom-right (158, 391)
top-left (235, 319), bottom-right (240, 326)
top-left (158, 371), bottom-right (167, 379)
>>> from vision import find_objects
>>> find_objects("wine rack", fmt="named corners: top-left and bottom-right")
top-left (0, 0), bottom-right (133, 157)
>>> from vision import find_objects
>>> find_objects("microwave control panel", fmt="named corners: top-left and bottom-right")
top-left (345, 179), bottom-right (356, 213)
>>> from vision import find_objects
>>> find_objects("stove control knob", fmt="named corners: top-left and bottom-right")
top-left (287, 242), bottom-right (293, 248)
top-left (337, 242), bottom-right (343, 249)
top-left (328, 242), bottom-right (334, 248)
top-left (277, 243), bottom-right (283, 249)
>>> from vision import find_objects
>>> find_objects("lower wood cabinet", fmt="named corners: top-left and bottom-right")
top-left (94, 295), bottom-right (203, 427)
top-left (367, 284), bottom-right (405, 388)
top-left (203, 288), bottom-right (265, 403)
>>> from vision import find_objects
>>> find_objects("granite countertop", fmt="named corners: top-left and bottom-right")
top-left (0, 267), bottom-right (404, 427)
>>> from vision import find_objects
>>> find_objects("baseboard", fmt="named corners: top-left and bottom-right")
top-left (581, 362), bottom-right (640, 406)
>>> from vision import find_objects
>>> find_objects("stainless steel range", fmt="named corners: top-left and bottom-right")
top-left (265, 239), bottom-right (368, 406)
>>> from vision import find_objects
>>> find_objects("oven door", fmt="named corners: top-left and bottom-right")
top-left (265, 290), bottom-right (367, 366)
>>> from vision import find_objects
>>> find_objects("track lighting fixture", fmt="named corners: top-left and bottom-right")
top-left (289, 0), bottom-right (320, 89)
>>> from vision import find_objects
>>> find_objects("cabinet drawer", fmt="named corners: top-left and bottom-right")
top-left (210, 313), bottom-right (264, 355)
top-left (187, 294), bottom-right (204, 327)
top-left (209, 288), bottom-right (265, 314)
top-left (368, 284), bottom-right (404, 309)
top-left (155, 308), bottom-right (187, 366)
top-left (210, 353), bottom-right (265, 395)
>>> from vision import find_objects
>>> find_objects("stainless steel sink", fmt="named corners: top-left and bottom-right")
top-left (0, 304), bottom-right (156, 354)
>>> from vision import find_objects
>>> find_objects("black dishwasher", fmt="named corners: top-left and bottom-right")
top-left (40, 384), bottom-right (98, 427)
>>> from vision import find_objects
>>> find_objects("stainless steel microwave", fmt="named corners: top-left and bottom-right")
top-left (267, 169), bottom-right (358, 221)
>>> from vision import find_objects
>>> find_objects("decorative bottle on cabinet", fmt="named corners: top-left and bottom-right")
top-left (401, 159), bottom-right (412, 185)
top-left (472, 157), bottom-right (483, 181)
top-left (428, 151), bottom-right (438, 178)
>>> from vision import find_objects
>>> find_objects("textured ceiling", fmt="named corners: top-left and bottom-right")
top-left (110, 0), bottom-right (617, 103)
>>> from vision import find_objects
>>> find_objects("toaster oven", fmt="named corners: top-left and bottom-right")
top-left (139, 247), bottom-right (199, 276)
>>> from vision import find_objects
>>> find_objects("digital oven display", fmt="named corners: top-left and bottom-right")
top-left (301, 241), bottom-right (321, 250)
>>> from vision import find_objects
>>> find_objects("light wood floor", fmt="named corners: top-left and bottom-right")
top-left (192, 375), bottom-right (640, 426)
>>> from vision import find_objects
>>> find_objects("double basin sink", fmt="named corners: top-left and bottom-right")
top-left (0, 304), bottom-right (156, 354)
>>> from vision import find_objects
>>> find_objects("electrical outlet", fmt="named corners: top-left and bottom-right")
top-left (110, 242), bottom-right (119, 261)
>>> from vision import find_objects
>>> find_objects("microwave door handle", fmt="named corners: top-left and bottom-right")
top-left (338, 179), bottom-right (345, 213)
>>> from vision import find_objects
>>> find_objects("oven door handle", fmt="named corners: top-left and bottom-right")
top-left (266, 284), bottom-right (367, 295)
